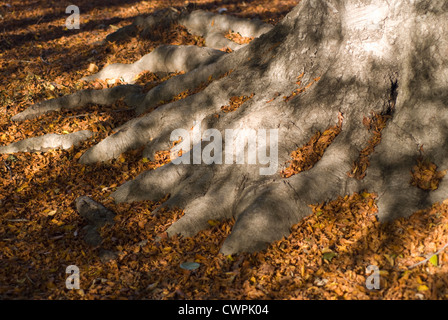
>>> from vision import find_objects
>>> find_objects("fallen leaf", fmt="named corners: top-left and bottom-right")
top-left (180, 262), bottom-right (200, 270)
top-left (418, 285), bottom-right (429, 292)
top-left (88, 63), bottom-right (99, 73)
top-left (429, 254), bottom-right (438, 267)
top-left (322, 251), bottom-right (337, 262)
top-left (207, 219), bottom-right (220, 226)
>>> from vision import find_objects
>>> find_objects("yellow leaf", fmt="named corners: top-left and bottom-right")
top-left (418, 285), bottom-right (429, 292)
top-left (142, 157), bottom-right (149, 163)
top-left (47, 210), bottom-right (57, 216)
top-left (384, 254), bottom-right (395, 266)
top-left (195, 254), bottom-right (207, 261)
top-left (361, 191), bottom-right (371, 198)
top-left (429, 254), bottom-right (438, 267)
top-left (207, 219), bottom-right (220, 226)
top-left (74, 151), bottom-right (83, 160)
top-left (51, 219), bottom-right (63, 226)
top-left (17, 182), bottom-right (29, 192)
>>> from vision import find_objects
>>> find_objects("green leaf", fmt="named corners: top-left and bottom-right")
top-left (7, 155), bottom-right (17, 162)
top-left (322, 252), bottom-right (337, 262)
top-left (180, 262), bottom-right (200, 270)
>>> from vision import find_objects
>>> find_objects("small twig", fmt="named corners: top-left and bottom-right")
top-left (40, 55), bottom-right (50, 65)
top-left (25, 274), bottom-right (35, 285)
top-left (409, 242), bottom-right (448, 269)
top-left (36, 16), bottom-right (44, 26)
top-left (6, 218), bottom-right (29, 222)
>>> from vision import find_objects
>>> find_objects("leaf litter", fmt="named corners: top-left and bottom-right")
top-left (1, 0), bottom-right (448, 300)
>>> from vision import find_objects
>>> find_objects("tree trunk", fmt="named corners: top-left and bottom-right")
top-left (5, 0), bottom-right (448, 254)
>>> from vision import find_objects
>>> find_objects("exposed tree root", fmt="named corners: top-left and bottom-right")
top-left (178, 9), bottom-right (273, 50)
top-left (11, 85), bottom-right (141, 121)
top-left (0, 130), bottom-right (94, 154)
top-left (5, 0), bottom-right (448, 254)
top-left (105, 7), bottom-right (183, 43)
top-left (11, 9), bottom-right (271, 124)
top-left (81, 45), bottom-right (226, 84)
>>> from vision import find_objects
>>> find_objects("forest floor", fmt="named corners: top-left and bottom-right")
top-left (1, 0), bottom-right (448, 300)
